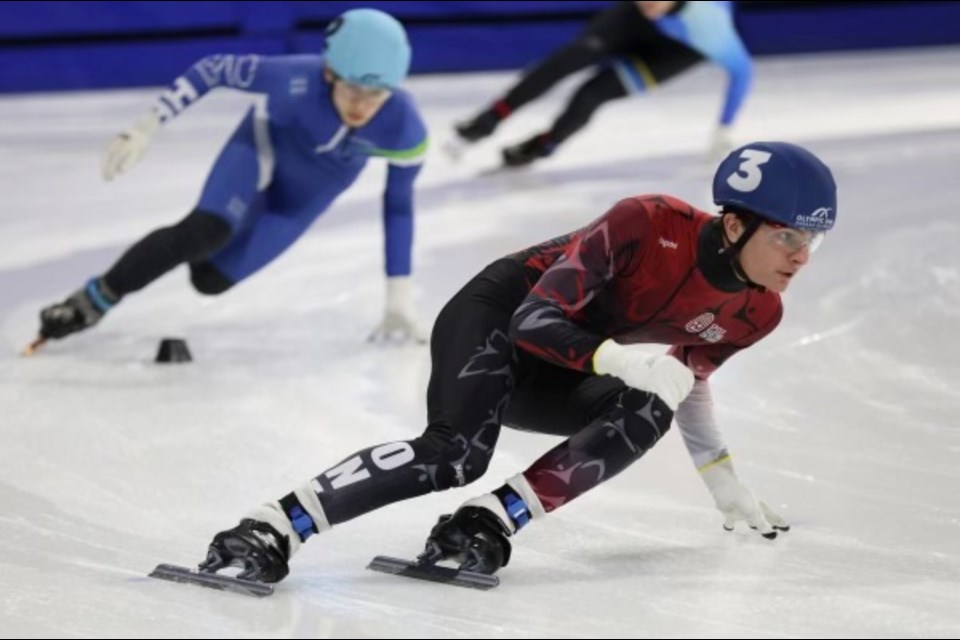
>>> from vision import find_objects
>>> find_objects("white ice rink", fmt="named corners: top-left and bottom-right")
top-left (1, 46), bottom-right (959, 638)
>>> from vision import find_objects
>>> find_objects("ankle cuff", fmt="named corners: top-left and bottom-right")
top-left (85, 278), bottom-right (119, 312)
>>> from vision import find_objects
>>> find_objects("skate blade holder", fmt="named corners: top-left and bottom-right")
top-left (149, 563), bottom-right (274, 597)
top-left (367, 555), bottom-right (499, 590)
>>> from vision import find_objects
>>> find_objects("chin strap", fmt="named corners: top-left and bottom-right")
top-left (718, 215), bottom-right (765, 290)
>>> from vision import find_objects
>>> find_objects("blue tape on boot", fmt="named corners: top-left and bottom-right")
top-left (503, 493), bottom-right (530, 530)
top-left (286, 505), bottom-right (316, 542)
top-left (85, 278), bottom-right (115, 313)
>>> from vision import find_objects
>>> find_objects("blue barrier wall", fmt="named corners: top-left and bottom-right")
top-left (1, 1), bottom-right (958, 93)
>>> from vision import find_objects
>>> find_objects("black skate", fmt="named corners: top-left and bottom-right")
top-left (149, 519), bottom-right (290, 598)
top-left (423, 506), bottom-right (512, 573)
top-left (201, 518), bottom-right (291, 583)
top-left (455, 109), bottom-right (502, 143)
top-left (502, 134), bottom-right (555, 167)
top-left (38, 278), bottom-right (117, 340)
top-left (367, 506), bottom-right (511, 590)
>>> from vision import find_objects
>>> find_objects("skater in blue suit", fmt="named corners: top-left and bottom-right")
top-left (34, 8), bottom-right (429, 351)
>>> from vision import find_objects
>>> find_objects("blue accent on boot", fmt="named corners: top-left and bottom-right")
top-left (539, 134), bottom-right (557, 156)
top-left (287, 505), bottom-right (316, 542)
top-left (503, 492), bottom-right (530, 530)
top-left (85, 278), bottom-right (116, 313)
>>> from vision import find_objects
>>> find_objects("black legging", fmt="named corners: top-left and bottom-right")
top-left (502, 1), bottom-right (703, 144)
top-left (550, 67), bottom-right (627, 144)
top-left (102, 209), bottom-right (234, 297)
top-left (302, 258), bottom-right (673, 526)
top-left (502, 2), bottom-right (650, 111)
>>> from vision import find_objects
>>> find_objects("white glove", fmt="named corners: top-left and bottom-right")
top-left (368, 276), bottom-right (428, 344)
top-left (706, 124), bottom-right (734, 164)
top-left (593, 340), bottom-right (694, 411)
top-left (441, 137), bottom-right (468, 163)
top-left (102, 110), bottom-right (161, 181)
top-left (700, 457), bottom-right (790, 539)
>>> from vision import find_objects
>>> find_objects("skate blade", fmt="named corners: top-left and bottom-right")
top-left (148, 563), bottom-right (274, 598)
top-left (477, 163), bottom-right (533, 178)
top-left (367, 555), bottom-right (499, 590)
top-left (21, 337), bottom-right (46, 357)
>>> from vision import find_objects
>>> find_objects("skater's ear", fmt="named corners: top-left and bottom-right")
top-left (720, 208), bottom-right (755, 245)
top-left (323, 66), bottom-right (336, 84)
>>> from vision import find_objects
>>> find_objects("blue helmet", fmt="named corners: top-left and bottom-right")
top-left (324, 9), bottom-right (411, 90)
top-left (713, 142), bottom-right (837, 232)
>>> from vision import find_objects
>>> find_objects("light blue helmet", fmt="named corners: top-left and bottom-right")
top-left (713, 141), bottom-right (837, 232)
top-left (324, 9), bottom-right (411, 90)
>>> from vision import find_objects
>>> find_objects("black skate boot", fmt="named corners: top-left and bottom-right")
top-left (421, 503), bottom-right (513, 574)
top-left (201, 518), bottom-right (291, 583)
top-left (367, 490), bottom-right (535, 589)
top-left (502, 133), bottom-right (555, 167)
top-left (39, 277), bottom-right (118, 340)
top-left (454, 105), bottom-right (506, 143)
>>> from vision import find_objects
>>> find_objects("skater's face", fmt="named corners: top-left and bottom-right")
top-left (635, 1), bottom-right (678, 20)
top-left (724, 214), bottom-right (821, 293)
top-left (325, 69), bottom-right (392, 127)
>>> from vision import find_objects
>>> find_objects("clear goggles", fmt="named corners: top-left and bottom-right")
top-left (764, 222), bottom-right (826, 253)
top-left (333, 74), bottom-right (392, 103)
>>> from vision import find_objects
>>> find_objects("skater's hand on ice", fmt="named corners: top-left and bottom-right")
top-left (368, 276), bottom-right (428, 344)
top-left (102, 111), bottom-right (160, 181)
top-left (705, 124), bottom-right (734, 164)
top-left (700, 457), bottom-right (790, 539)
top-left (368, 310), bottom-right (428, 344)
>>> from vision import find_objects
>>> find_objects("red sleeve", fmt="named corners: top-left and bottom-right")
top-left (509, 197), bottom-right (651, 372)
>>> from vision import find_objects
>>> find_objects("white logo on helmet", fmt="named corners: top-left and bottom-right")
top-left (794, 206), bottom-right (833, 229)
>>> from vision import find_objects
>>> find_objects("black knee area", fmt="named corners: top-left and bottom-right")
top-left (572, 33), bottom-right (610, 57)
top-left (101, 209), bottom-right (235, 297)
top-left (551, 68), bottom-right (628, 144)
top-left (182, 210), bottom-right (235, 295)
top-left (417, 423), bottom-right (497, 491)
top-left (177, 210), bottom-right (233, 259)
top-left (190, 261), bottom-right (234, 295)
top-left (619, 388), bottom-right (673, 452)
top-left (571, 69), bottom-right (626, 112)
